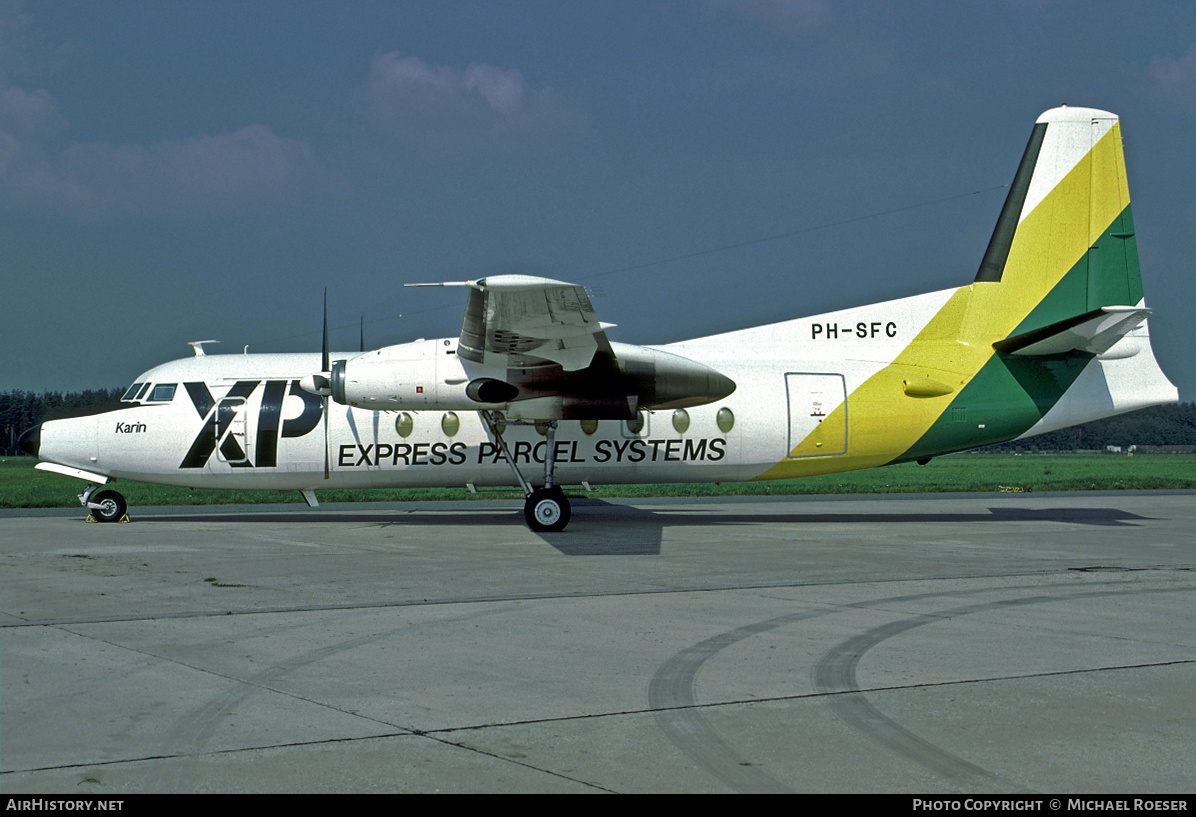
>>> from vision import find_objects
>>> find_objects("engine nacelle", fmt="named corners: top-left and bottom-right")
top-left (326, 337), bottom-right (735, 418)
top-left (608, 343), bottom-right (736, 411)
top-left (330, 339), bottom-right (513, 411)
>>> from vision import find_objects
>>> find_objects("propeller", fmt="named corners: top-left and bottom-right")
top-left (322, 289), bottom-right (330, 480)
top-left (298, 290), bottom-right (333, 479)
top-left (299, 294), bottom-right (365, 480)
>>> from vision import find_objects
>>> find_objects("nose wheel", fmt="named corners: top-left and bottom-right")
top-left (87, 489), bottom-right (128, 523)
top-left (524, 487), bottom-right (571, 533)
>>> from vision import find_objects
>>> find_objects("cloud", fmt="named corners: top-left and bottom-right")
top-left (0, 1), bottom-right (323, 219)
top-left (0, 84), bottom-right (322, 219)
top-left (0, 0), bottom-right (75, 83)
top-left (63, 126), bottom-right (318, 216)
top-left (0, 83), bottom-right (61, 135)
top-left (1149, 46), bottom-right (1196, 106)
top-left (366, 51), bottom-right (585, 155)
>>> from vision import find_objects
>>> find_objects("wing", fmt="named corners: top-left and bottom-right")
top-left (453, 275), bottom-right (616, 371)
top-left (405, 274), bottom-right (734, 420)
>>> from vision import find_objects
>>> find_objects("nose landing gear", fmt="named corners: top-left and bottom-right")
top-left (80, 484), bottom-right (129, 523)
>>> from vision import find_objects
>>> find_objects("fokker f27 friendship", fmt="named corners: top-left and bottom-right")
top-left (20, 107), bottom-right (1178, 531)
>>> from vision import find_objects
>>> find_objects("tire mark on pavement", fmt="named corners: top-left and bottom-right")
top-left (649, 608), bottom-right (834, 793)
top-left (812, 584), bottom-right (1195, 792)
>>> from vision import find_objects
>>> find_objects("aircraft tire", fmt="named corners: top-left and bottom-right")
top-left (524, 488), bottom-right (570, 533)
top-left (91, 490), bottom-right (127, 523)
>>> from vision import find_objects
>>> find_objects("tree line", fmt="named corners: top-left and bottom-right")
top-left (2, 388), bottom-right (1194, 457)
top-left (1, 388), bottom-right (125, 455)
top-left (981, 403), bottom-right (1196, 452)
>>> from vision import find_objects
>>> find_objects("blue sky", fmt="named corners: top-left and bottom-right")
top-left (3, 0), bottom-right (1194, 401)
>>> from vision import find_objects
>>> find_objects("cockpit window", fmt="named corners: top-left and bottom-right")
top-left (121, 383), bottom-right (144, 402)
top-left (148, 383), bottom-right (177, 402)
top-left (136, 382), bottom-right (152, 400)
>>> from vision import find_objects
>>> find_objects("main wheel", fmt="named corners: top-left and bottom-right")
top-left (90, 489), bottom-right (127, 523)
top-left (524, 488), bottom-right (571, 533)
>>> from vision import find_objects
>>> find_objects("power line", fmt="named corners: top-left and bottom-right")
top-left (575, 183), bottom-right (1009, 282)
top-left (251, 182), bottom-right (1008, 350)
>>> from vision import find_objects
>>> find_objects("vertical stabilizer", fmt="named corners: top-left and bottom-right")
top-left (918, 105), bottom-right (1176, 451)
top-left (753, 106), bottom-right (1177, 481)
top-left (972, 106), bottom-right (1143, 337)
top-left (858, 107), bottom-right (1173, 465)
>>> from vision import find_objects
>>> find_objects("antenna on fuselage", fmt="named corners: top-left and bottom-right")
top-left (188, 340), bottom-right (219, 357)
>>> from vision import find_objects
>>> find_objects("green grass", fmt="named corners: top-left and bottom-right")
top-left (2, 452), bottom-right (1193, 509)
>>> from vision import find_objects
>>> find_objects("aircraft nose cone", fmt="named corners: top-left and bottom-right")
top-left (18, 424), bottom-right (41, 457)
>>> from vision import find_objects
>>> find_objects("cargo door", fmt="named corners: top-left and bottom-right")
top-left (785, 373), bottom-right (847, 456)
top-left (215, 396), bottom-right (251, 465)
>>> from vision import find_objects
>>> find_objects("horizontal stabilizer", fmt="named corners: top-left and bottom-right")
top-left (992, 306), bottom-right (1151, 357)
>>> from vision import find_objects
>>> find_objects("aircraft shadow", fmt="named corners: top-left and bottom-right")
top-left (132, 500), bottom-right (1153, 557)
top-left (541, 503), bottom-right (1154, 555)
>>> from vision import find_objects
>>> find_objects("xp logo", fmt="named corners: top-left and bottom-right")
top-left (180, 380), bottom-right (322, 469)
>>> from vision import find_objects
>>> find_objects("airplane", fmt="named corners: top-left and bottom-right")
top-left (18, 106), bottom-right (1178, 532)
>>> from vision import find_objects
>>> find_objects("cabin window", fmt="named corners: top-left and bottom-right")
top-left (579, 419), bottom-right (599, 436)
top-left (672, 409), bottom-right (690, 434)
top-left (625, 411), bottom-right (646, 435)
top-left (395, 413), bottom-right (414, 438)
top-left (716, 407), bottom-right (735, 434)
top-left (121, 383), bottom-right (144, 402)
top-left (148, 383), bottom-right (177, 402)
top-left (441, 412), bottom-right (460, 437)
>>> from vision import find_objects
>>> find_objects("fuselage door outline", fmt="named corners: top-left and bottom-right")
top-left (785, 372), bottom-right (848, 457)
top-left (215, 396), bottom-right (251, 465)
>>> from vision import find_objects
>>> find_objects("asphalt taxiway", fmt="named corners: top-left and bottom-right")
top-left (2, 492), bottom-right (1194, 793)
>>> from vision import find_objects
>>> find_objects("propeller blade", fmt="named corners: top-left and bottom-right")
top-left (323, 395), bottom-right (330, 480)
top-left (321, 288), bottom-right (330, 375)
top-left (322, 288), bottom-right (330, 479)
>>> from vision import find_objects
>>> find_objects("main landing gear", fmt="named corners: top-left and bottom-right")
top-left (524, 487), bottom-right (571, 532)
top-left (80, 484), bottom-right (129, 523)
top-left (481, 411), bottom-right (572, 533)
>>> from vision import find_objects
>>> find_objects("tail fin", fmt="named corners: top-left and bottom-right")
top-left (971, 106), bottom-right (1144, 339)
top-left (907, 106), bottom-right (1176, 457)
top-left (754, 106), bottom-right (1176, 477)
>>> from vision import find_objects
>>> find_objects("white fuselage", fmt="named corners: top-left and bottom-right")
top-left (37, 289), bottom-right (953, 491)
top-left (34, 283), bottom-right (1175, 495)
